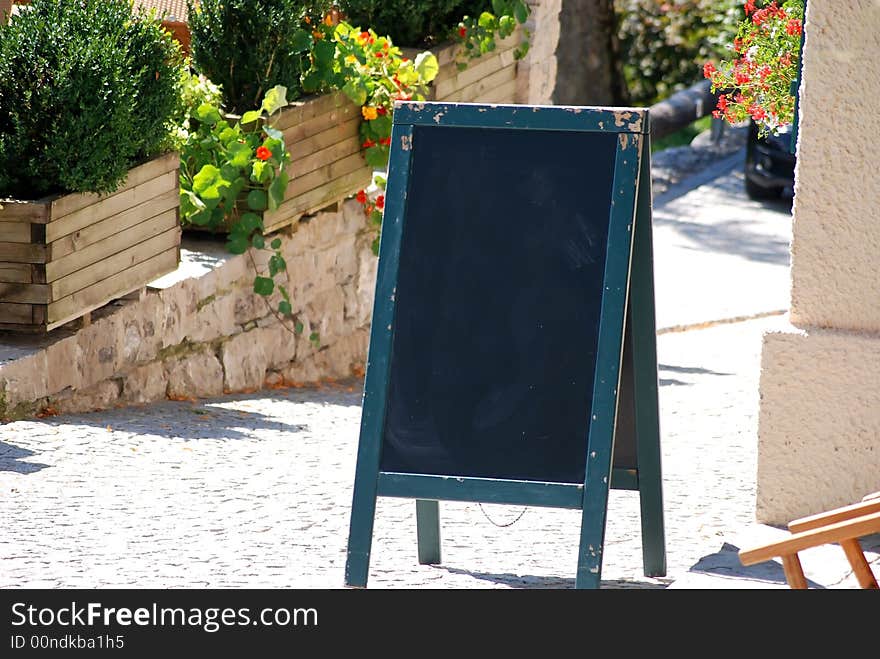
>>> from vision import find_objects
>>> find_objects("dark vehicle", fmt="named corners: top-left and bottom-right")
top-left (744, 119), bottom-right (796, 200)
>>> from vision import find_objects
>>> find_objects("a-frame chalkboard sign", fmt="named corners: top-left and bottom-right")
top-left (345, 101), bottom-right (665, 589)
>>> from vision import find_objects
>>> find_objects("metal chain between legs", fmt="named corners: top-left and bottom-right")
top-left (477, 503), bottom-right (527, 528)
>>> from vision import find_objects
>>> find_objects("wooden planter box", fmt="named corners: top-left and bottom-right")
top-left (186, 91), bottom-right (373, 237)
top-left (262, 91), bottom-right (373, 234)
top-left (410, 28), bottom-right (524, 104)
top-left (0, 152), bottom-right (181, 332)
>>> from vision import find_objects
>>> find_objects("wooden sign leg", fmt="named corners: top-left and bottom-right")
top-left (416, 500), bottom-right (442, 564)
top-left (630, 146), bottom-right (667, 578)
top-left (345, 470), bottom-right (379, 587)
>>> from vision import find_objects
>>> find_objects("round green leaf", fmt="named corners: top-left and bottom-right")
top-left (253, 276), bottom-right (274, 296)
top-left (246, 190), bottom-right (268, 211)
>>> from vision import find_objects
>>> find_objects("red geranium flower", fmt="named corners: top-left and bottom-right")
top-left (256, 146), bottom-right (271, 161)
top-left (375, 195), bottom-right (385, 210)
top-left (458, 26), bottom-right (467, 38)
top-left (356, 189), bottom-right (367, 204)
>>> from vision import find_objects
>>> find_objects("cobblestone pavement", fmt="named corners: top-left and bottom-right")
top-left (1, 315), bottom-right (795, 589)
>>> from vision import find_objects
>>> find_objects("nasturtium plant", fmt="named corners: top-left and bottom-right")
top-left (179, 85), bottom-right (295, 317)
top-left (303, 20), bottom-right (439, 171)
top-left (299, 18), bottom-right (438, 250)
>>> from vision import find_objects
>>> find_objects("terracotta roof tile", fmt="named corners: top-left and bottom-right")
top-left (134, 0), bottom-right (190, 23)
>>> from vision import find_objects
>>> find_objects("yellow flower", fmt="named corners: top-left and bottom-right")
top-left (362, 106), bottom-right (378, 121)
top-left (345, 54), bottom-right (358, 64)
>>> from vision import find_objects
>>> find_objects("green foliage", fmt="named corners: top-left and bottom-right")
top-left (454, 0), bottom-right (531, 66)
top-left (339, 0), bottom-right (529, 58)
top-left (178, 85), bottom-right (293, 315)
top-left (304, 22), bottom-right (438, 172)
top-left (616, 0), bottom-right (742, 106)
top-left (705, 0), bottom-right (804, 136)
top-left (0, 0), bottom-right (183, 199)
top-left (340, 0), bottom-right (475, 47)
top-left (187, 0), bottom-right (331, 113)
top-left (169, 66), bottom-right (224, 149)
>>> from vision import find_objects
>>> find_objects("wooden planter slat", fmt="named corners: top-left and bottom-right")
top-left (273, 91), bottom-right (352, 133)
top-left (264, 167), bottom-right (370, 225)
top-left (288, 127), bottom-right (362, 179)
top-left (51, 225), bottom-right (179, 300)
top-left (0, 151), bottom-right (181, 332)
top-left (0, 242), bottom-right (46, 263)
top-left (0, 222), bottom-right (31, 242)
top-left (434, 47), bottom-right (518, 99)
top-left (289, 116), bottom-right (361, 159)
top-left (48, 246), bottom-right (178, 328)
top-left (0, 202), bottom-right (49, 224)
top-left (285, 151), bottom-right (367, 199)
top-left (442, 64), bottom-right (517, 103)
top-left (476, 78), bottom-right (519, 104)
top-left (46, 208), bottom-right (178, 282)
top-left (0, 281), bottom-right (48, 304)
top-left (47, 152), bottom-right (179, 219)
top-left (49, 188), bottom-right (179, 261)
top-left (0, 302), bottom-right (33, 326)
top-left (280, 100), bottom-right (361, 145)
top-left (45, 170), bottom-right (178, 243)
top-left (0, 263), bottom-right (31, 283)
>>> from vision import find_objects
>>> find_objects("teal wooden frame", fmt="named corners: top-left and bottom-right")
top-left (345, 102), bottom-right (665, 589)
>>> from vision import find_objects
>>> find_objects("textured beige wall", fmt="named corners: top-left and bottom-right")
top-left (790, 1), bottom-right (880, 330)
top-left (517, 0), bottom-right (561, 104)
top-left (756, 0), bottom-right (880, 522)
top-left (757, 327), bottom-right (880, 524)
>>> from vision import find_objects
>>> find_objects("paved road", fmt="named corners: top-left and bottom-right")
top-left (5, 152), bottom-right (874, 589)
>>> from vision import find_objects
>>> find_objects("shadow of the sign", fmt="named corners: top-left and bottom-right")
top-left (431, 565), bottom-right (669, 589)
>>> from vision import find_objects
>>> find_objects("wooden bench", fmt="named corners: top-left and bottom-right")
top-left (739, 492), bottom-right (880, 589)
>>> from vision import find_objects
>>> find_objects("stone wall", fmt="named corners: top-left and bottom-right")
top-left (755, 0), bottom-right (880, 523)
top-left (0, 200), bottom-right (377, 418)
top-left (0, 2), bottom-right (561, 420)
top-left (517, 0), bottom-right (562, 104)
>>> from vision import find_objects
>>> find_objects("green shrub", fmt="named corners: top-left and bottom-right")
top-left (340, 0), bottom-right (485, 47)
top-left (187, 0), bottom-right (331, 114)
top-left (616, 0), bottom-right (742, 106)
top-left (0, 0), bottom-right (183, 199)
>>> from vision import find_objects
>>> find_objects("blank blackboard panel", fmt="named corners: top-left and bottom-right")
top-left (380, 125), bottom-right (619, 484)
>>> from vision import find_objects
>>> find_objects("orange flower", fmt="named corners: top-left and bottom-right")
top-left (256, 146), bottom-right (271, 161)
top-left (362, 106), bottom-right (378, 121)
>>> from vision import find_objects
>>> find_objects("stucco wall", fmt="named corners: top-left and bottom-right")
top-left (757, 328), bottom-right (880, 522)
top-left (789, 1), bottom-right (880, 330)
top-left (756, 0), bottom-right (880, 523)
